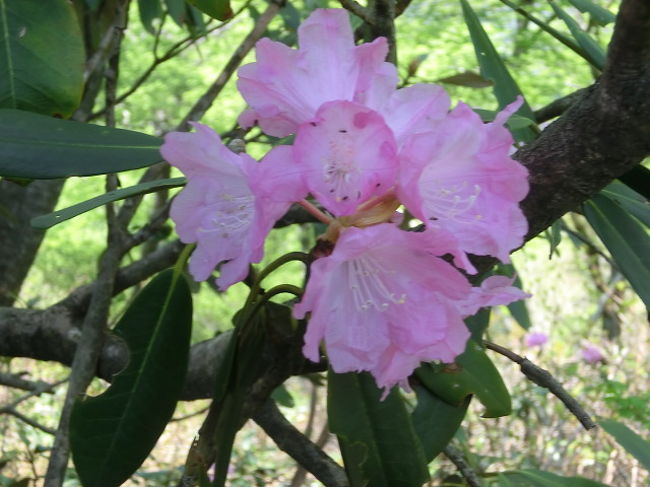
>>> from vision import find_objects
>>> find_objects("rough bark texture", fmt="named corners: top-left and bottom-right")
top-left (0, 179), bottom-right (64, 306)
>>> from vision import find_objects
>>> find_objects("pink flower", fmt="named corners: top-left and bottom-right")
top-left (237, 9), bottom-right (397, 137)
top-left (161, 124), bottom-right (306, 289)
top-left (398, 99), bottom-right (529, 268)
top-left (457, 274), bottom-right (531, 316)
top-left (294, 223), bottom-right (472, 392)
top-left (525, 331), bottom-right (549, 348)
top-left (581, 343), bottom-right (605, 364)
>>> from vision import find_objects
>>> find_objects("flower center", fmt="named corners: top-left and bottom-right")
top-left (204, 193), bottom-right (254, 239)
top-left (323, 135), bottom-right (360, 203)
top-left (347, 255), bottom-right (406, 312)
top-left (420, 179), bottom-right (482, 222)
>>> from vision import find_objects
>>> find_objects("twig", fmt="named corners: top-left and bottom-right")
top-left (443, 444), bottom-right (484, 487)
top-left (2, 408), bottom-right (56, 435)
top-left (0, 372), bottom-right (54, 393)
top-left (2, 380), bottom-right (67, 411)
top-left (175, 0), bottom-right (283, 132)
top-left (484, 341), bottom-right (597, 430)
top-left (534, 88), bottom-right (588, 124)
top-left (253, 400), bottom-right (349, 487)
top-left (339, 0), bottom-right (375, 25)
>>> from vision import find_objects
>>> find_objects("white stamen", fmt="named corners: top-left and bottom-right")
top-left (347, 255), bottom-right (407, 312)
top-left (421, 180), bottom-right (482, 223)
top-left (199, 193), bottom-right (254, 239)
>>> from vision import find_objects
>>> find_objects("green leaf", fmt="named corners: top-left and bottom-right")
top-left (436, 70), bottom-right (493, 88)
top-left (584, 194), bottom-right (650, 309)
top-left (599, 418), bottom-right (650, 470)
top-left (412, 386), bottom-right (470, 462)
top-left (567, 0), bottom-right (615, 25)
top-left (493, 263), bottom-right (531, 331)
top-left (70, 269), bottom-right (193, 487)
top-left (549, 1), bottom-right (606, 70)
top-left (165, 0), bottom-right (187, 25)
top-left (138, 0), bottom-right (163, 34)
top-left (473, 108), bottom-right (535, 130)
top-left (0, 109), bottom-right (163, 179)
top-left (415, 340), bottom-right (512, 418)
top-left (328, 371), bottom-right (429, 487)
top-left (31, 177), bottom-right (186, 229)
top-left (188, 0), bottom-right (233, 21)
top-left (465, 308), bottom-right (491, 342)
top-left (459, 0), bottom-right (537, 143)
top-left (497, 469), bottom-right (612, 486)
top-left (271, 384), bottom-right (295, 408)
top-left (0, 0), bottom-right (84, 118)
top-left (601, 181), bottom-right (650, 228)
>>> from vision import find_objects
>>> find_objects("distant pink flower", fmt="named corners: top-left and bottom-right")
top-left (294, 224), bottom-right (473, 392)
top-left (581, 343), bottom-right (605, 364)
top-left (525, 331), bottom-right (549, 348)
top-left (161, 124), bottom-right (306, 289)
top-left (398, 99), bottom-right (529, 268)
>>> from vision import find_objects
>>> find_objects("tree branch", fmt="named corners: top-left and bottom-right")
top-left (443, 445), bottom-right (483, 487)
top-left (253, 400), bottom-right (349, 487)
top-left (485, 341), bottom-right (597, 430)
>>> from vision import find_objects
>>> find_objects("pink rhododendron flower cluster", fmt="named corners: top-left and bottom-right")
top-left (161, 8), bottom-right (531, 393)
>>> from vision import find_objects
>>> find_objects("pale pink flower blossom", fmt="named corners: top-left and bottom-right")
top-left (161, 124), bottom-right (306, 289)
top-left (525, 331), bottom-right (549, 348)
top-left (581, 343), bottom-right (605, 364)
top-left (294, 224), bottom-right (474, 392)
top-left (398, 99), bottom-right (529, 269)
top-left (457, 274), bottom-right (532, 316)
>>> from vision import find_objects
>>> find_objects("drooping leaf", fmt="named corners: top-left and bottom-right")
top-left (164, 0), bottom-right (187, 25)
top-left (599, 418), bottom-right (650, 470)
top-left (584, 194), bottom-right (650, 309)
top-left (328, 371), bottom-right (430, 487)
top-left (0, 109), bottom-right (163, 179)
top-left (465, 307), bottom-right (491, 342)
top-left (70, 269), bottom-right (193, 487)
top-left (549, 0), bottom-right (606, 70)
top-left (497, 469), bottom-right (612, 486)
top-left (415, 339), bottom-right (512, 418)
top-left (411, 386), bottom-right (470, 462)
top-left (188, 0), bottom-right (233, 21)
top-left (436, 70), bottom-right (493, 88)
top-left (31, 177), bottom-right (186, 229)
top-left (547, 218), bottom-right (563, 257)
top-left (138, 0), bottom-right (163, 34)
top-left (601, 180), bottom-right (650, 228)
top-left (459, 0), bottom-right (537, 143)
top-left (567, 0), bottom-right (615, 25)
top-left (0, 0), bottom-right (84, 117)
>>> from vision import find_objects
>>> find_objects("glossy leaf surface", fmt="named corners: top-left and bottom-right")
top-left (584, 194), bottom-right (650, 309)
top-left (31, 177), bottom-right (186, 229)
top-left (600, 181), bottom-right (650, 228)
top-left (70, 269), bottom-right (193, 487)
top-left (188, 0), bottom-right (233, 20)
top-left (328, 371), bottom-right (429, 487)
top-left (0, 109), bottom-right (163, 179)
top-left (411, 386), bottom-right (470, 462)
top-left (550, 1), bottom-right (606, 69)
top-left (0, 0), bottom-right (84, 117)
top-left (416, 340), bottom-right (512, 418)
top-left (460, 0), bottom-right (536, 143)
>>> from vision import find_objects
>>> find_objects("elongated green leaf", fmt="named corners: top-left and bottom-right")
top-left (31, 177), bottom-right (186, 229)
top-left (567, 0), bottom-right (615, 25)
top-left (412, 386), bottom-right (470, 462)
top-left (138, 0), bottom-right (163, 34)
top-left (437, 70), bottom-right (493, 88)
top-left (328, 371), bottom-right (429, 487)
top-left (70, 269), bottom-right (193, 487)
top-left (601, 181), bottom-right (650, 228)
top-left (473, 108), bottom-right (535, 130)
top-left (619, 165), bottom-right (650, 200)
top-left (584, 194), bottom-right (650, 309)
top-left (165, 0), bottom-right (186, 25)
top-left (188, 0), bottom-right (233, 21)
top-left (459, 0), bottom-right (536, 143)
top-left (550, 1), bottom-right (606, 70)
top-left (416, 340), bottom-right (511, 418)
top-left (497, 469), bottom-right (611, 486)
top-left (0, 109), bottom-right (163, 179)
top-left (0, 0), bottom-right (84, 117)
top-left (599, 418), bottom-right (650, 470)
